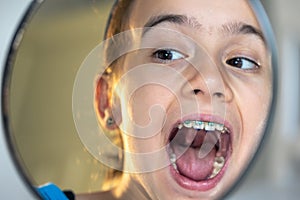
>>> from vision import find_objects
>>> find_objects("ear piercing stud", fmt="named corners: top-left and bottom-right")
top-left (106, 117), bottom-right (115, 126)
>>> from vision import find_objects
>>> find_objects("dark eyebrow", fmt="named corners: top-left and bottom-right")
top-left (221, 22), bottom-right (266, 44)
top-left (144, 14), bottom-right (188, 27)
top-left (143, 14), bottom-right (201, 35)
top-left (143, 14), bottom-right (265, 44)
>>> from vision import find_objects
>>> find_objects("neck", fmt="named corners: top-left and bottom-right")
top-left (76, 174), bottom-right (150, 200)
top-left (112, 174), bottom-right (150, 200)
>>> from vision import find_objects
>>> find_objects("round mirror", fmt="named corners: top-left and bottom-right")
top-left (2, 0), bottom-right (277, 199)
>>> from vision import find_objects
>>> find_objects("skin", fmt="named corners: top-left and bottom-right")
top-left (78, 0), bottom-right (272, 199)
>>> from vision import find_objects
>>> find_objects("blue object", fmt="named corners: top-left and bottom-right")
top-left (37, 183), bottom-right (69, 200)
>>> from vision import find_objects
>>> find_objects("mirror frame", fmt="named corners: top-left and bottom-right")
top-left (1, 0), bottom-right (278, 199)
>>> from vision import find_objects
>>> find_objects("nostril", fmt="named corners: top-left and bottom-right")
top-left (193, 89), bottom-right (204, 95)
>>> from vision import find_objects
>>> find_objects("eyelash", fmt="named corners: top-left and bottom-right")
top-left (151, 49), bottom-right (260, 71)
top-left (152, 49), bottom-right (186, 63)
top-left (225, 57), bottom-right (260, 70)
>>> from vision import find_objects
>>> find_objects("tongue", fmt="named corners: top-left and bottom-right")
top-left (169, 127), bottom-right (219, 181)
top-left (175, 147), bottom-right (216, 181)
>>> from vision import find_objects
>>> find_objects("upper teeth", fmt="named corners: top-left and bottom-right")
top-left (179, 120), bottom-right (229, 133)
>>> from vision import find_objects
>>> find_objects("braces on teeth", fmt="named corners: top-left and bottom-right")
top-left (169, 120), bottom-right (229, 179)
top-left (179, 120), bottom-right (229, 133)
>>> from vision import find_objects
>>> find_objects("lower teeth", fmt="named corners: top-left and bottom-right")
top-left (172, 163), bottom-right (179, 172)
top-left (170, 153), bottom-right (176, 163)
top-left (170, 153), bottom-right (179, 173)
top-left (209, 156), bottom-right (225, 179)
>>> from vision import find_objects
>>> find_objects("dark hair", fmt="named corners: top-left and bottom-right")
top-left (105, 0), bottom-right (134, 39)
top-left (103, 0), bottom-right (134, 72)
top-left (100, 0), bottom-right (134, 191)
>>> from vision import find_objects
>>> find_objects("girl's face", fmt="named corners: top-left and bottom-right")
top-left (110, 0), bottom-right (271, 199)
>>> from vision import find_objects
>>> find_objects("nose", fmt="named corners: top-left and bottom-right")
top-left (184, 59), bottom-right (233, 103)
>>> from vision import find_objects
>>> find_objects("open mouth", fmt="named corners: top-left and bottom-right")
top-left (167, 118), bottom-right (232, 191)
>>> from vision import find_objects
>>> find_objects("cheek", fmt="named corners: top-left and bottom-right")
top-left (120, 85), bottom-right (174, 151)
top-left (245, 80), bottom-right (270, 125)
top-left (237, 76), bottom-right (271, 148)
top-left (126, 85), bottom-right (174, 126)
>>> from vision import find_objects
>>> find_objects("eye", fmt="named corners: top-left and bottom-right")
top-left (152, 49), bottom-right (186, 63)
top-left (226, 57), bottom-right (259, 70)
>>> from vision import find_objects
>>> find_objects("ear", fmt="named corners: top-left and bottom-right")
top-left (95, 76), bottom-right (121, 130)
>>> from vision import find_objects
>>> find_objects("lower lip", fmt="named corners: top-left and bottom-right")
top-left (169, 155), bottom-right (230, 191)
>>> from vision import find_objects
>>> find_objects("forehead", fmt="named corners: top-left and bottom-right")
top-left (128, 0), bottom-right (259, 29)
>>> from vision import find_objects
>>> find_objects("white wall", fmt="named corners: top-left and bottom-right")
top-left (0, 0), bottom-right (39, 199)
top-left (230, 0), bottom-right (300, 199)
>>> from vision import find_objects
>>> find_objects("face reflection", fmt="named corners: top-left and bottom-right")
top-left (110, 0), bottom-right (271, 199)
